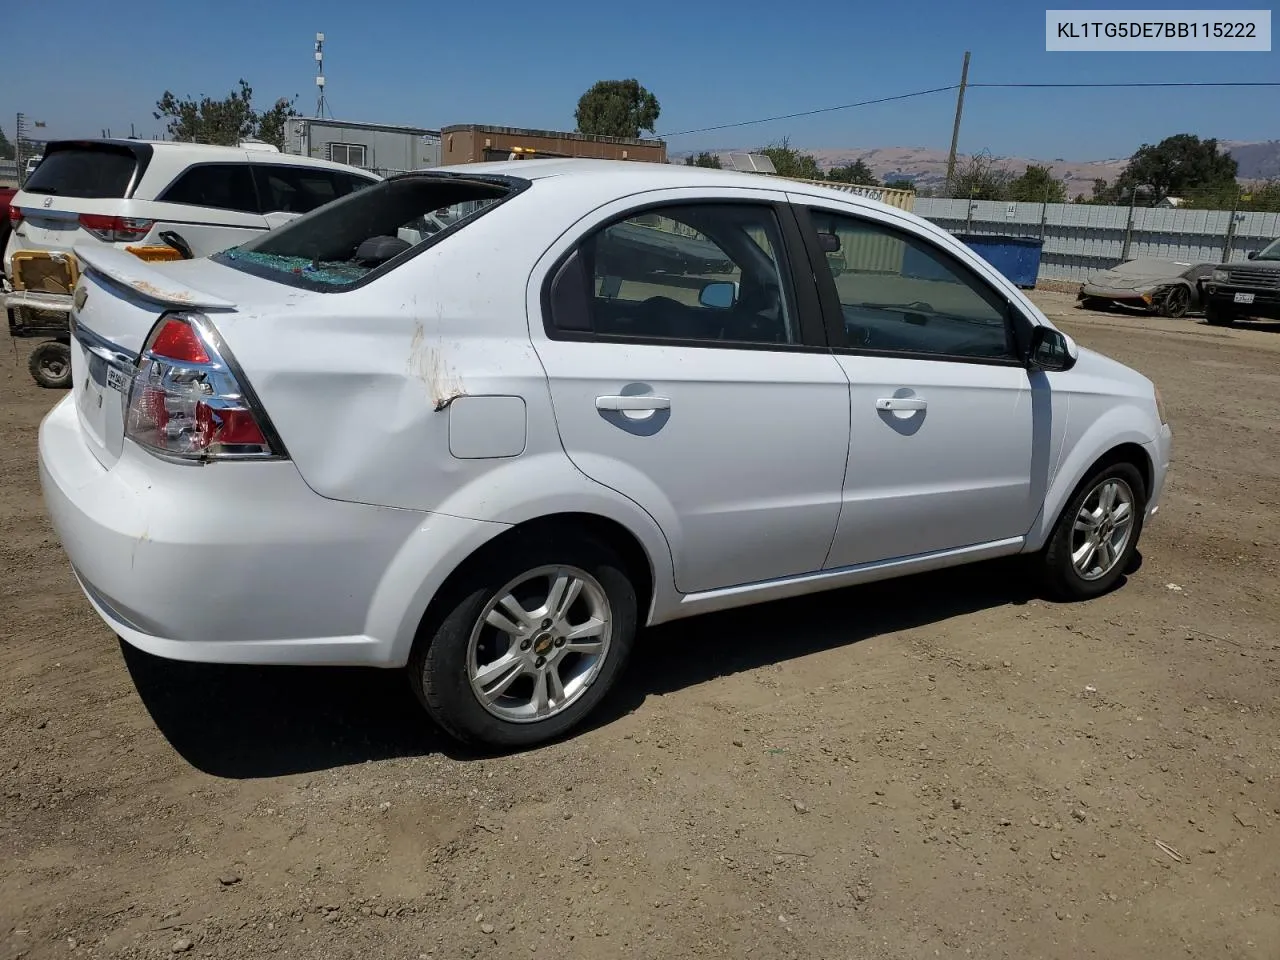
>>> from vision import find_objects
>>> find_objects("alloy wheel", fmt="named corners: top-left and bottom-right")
top-left (467, 565), bottom-right (612, 723)
top-left (1070, 478), bottom-right (1136, 581)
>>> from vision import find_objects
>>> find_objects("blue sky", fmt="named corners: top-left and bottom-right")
top-left (2, 0), bottom-right (1276, 160)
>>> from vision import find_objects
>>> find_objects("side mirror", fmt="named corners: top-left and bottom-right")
top-left (817, 232), bottom-right (841, 254)
top-left (1247, 250), bottom-right (1258, 259)
top-left (699, 280), bottom-right (738, 310)
top-left (1029, 325), bottom-right (1078, 372)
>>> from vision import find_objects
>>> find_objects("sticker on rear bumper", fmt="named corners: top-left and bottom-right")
top-left (106, 367), bottom-right (129, 394)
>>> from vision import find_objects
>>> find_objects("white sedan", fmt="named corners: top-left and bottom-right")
top-left (38, 160), bottom-right (1172, 748)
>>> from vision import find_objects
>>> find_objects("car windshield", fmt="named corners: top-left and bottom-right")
top-left (1255, 237), bottom-right (1280, 260)
top-left (214, 174), bottom-right (516, 291)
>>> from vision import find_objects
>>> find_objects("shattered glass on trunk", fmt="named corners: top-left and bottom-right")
top-left (221, 250), bottom-right (369, 286)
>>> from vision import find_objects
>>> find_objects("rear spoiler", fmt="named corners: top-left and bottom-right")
top-left (73, 244), bottom-right (236, 310)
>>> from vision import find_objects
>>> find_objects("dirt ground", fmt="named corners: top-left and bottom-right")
top-left (2, 291), bottom-right (1278, 960)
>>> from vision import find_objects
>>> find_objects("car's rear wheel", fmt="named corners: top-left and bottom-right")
top-left (1204, 302), bottom-right (1237, 326)
top-left (1040, 462), bottom-right (1147, 600)
top-left (410, 535), bottom-right (638, 748)
top-left (29, 340), bottom-right (72, 390)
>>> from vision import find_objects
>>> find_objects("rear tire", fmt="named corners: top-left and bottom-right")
top-left (1039, 462), bottom-right (1147, 601)
top-left (29, 340), bottom-right (72, 390)
top-left (409, 533), bottom-right (638, 749)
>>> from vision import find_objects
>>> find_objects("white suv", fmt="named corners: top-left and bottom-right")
top-left (38, 160), bottom-right (1172, 749)
top-left (5, 138), bottom-right (378, 387)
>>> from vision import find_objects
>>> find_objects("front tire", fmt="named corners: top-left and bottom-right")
top-left (29, 340), bottom-right (72, 389)
top-left (1159, 285), bottom-right (1190, 319)
top-left (409, 534), bottom-right (638, 749)
top-left (1040, 462), bottom-right (1147, 600)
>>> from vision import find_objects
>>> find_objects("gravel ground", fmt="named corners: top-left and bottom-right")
top-left (2, 291), bottom-right (1278, 960)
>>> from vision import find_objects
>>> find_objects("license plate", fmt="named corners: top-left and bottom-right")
top-left (106, 367), bottom-right (130, 394)
top-left (1234, 292), bottom-right (1255, 304)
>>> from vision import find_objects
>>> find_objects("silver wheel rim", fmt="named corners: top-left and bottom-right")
top-left (42, 356), bottom-right (68, 378)
top-left (1071, 478), bottom-right (1135, 581)
top-left (467, 564), bottom-right (612, 724)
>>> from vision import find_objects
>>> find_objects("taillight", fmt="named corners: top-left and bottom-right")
top-left (8, 206), bottom-right (21, 226)
top-left (125, 313), bottom-right (283, 461)
top-left (78, 213), bottom-right (153, 243)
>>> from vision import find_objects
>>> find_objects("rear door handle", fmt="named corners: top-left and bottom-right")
top-left (876, 397), bottom-right (927, 411)
top-left (596, 395), bottom-right (671, 412)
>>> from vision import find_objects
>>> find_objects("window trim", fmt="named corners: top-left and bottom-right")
top-left (793, 202), bottom-right (1035, 367)
top-left (327, 142), bottom-right (369, 168)
top-left (540, 198), bottom-right (830, 353)
top-left (153, 160), bottom-right (266, 216)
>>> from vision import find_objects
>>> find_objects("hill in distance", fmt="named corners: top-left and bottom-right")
top-left (679, 140), bottom-right (1280, 197)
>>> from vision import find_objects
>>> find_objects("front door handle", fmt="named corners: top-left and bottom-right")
top-left (596, 395), bottom-right (672, 412)
top-left (876, 397), bottom-right (927, 412)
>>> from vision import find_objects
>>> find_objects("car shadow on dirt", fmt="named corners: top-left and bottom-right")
top-left (122, 556), bottom-right (1083, 778)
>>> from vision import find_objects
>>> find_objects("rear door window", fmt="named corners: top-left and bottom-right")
top-left (157, 164), bottom-right (260, 214)
top-left (253, 165), bottom-right (344, 215)
top-left (23, 146), bottom-right (139, 199)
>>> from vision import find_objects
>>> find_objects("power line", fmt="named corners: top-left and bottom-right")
top-left (663, 85), bottom-right (959, 137)
top-left (664, 79), bottom-right (1280, 139)
top-left (971, 81), bottom-right (1280, 88)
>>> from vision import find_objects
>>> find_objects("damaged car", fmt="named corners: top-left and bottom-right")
top-left (1076, 257), bottom-right (1214, 318)
top-left (39, 160), bottom-right (1172, 749)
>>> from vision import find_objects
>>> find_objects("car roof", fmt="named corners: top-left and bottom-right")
top-left (424, 158), bottom-right (904, 212)
top-left (48, 138), bottom-right (376, 175)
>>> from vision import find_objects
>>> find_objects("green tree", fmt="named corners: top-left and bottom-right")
top-left (1240, 179), bottom-right (1280, 212)
top-left (0, 124), bottom-right (13, 161)
top-left (574, 79), bottom-right (660, 139)
top-left (950, 153), bottom-right (1011, 200)
top-left (758, 137), bottom-right (824, 180)
top-left (1007, 164), bottom-right (1067, 203)
top-left (826, 159), bottom-right (879, 186)
top-left (885, 179), bottom-right (914, 191)
top-left (683, 151), bottom-right (722, 168)
top-left (154, 79), bottom-right (299, 150)
top-left (1089, 178), bottom-right (1117, 204)
top-left (1114, 133), bottom-right (1238, 204)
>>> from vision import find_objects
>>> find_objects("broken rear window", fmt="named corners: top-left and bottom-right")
top-left (214, 174), bottom-right (519, 291)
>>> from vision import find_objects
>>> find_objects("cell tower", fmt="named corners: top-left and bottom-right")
top-left (314, 32), bottom-right (329, 118)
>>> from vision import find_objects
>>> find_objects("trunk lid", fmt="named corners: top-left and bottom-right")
top-left (68, 245), bottom-right (308, 469)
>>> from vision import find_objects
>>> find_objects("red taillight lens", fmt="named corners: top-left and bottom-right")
top-left (8, 206), bottom-right (22, 225)
top-left (78, 213), bottom-right (153, 243)
top-left (149, 317), bottom-right (210, 363)
top-left (125, 313), bottom-right (280, 461)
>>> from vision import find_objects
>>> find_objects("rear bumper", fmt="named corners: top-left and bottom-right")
top-left (38, 393), bottom-right (482, 667)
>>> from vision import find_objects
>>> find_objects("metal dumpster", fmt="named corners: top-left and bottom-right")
top-left (952, 234), bottom-right (1044, 289)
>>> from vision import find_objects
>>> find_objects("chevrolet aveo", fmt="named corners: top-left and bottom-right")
top-left (38, 160), bottom-right (1173, 748)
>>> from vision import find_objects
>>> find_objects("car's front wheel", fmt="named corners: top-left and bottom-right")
top-left (410, 534), bottom-right (638, 748)
top-left (1040, 462), bottom-right (1147, 600)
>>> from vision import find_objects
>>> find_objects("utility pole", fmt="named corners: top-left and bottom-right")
top-left (944, 51), bottom-right (971, 198)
